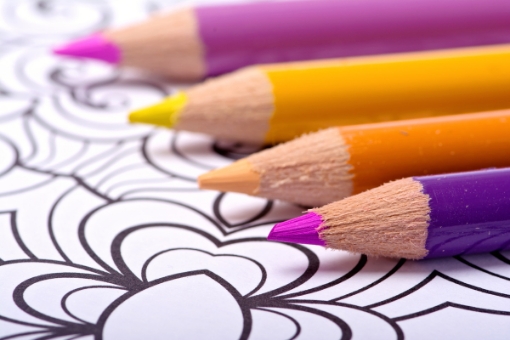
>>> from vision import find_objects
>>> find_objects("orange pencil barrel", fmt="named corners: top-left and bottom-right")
top-left (342, 111), bottom-right (510, 194)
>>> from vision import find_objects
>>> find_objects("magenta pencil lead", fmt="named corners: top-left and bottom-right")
top-left (268, 212), bottom-right (326, 246)
top-left (53, 34), bottom-right (120, 64)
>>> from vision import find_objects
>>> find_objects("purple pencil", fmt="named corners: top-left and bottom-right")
top-left (269, 168), bottom-right (510, 259)
top-left (53, 0), bottom-right (510, 80)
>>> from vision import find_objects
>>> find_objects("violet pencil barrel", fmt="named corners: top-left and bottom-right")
top-left (418, 168), bottom-right (510, 258)
top-left (196, 0), bottom-right (510, 76)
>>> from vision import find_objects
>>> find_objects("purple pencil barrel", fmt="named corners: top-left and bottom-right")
top-left (197, 0), bottom-right (510, 75)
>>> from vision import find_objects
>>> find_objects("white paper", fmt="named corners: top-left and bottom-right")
top-left (1, 0), bottom-right (510, 339)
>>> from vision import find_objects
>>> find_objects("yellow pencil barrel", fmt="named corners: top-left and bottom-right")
top-left (262, 44), bottom-right (510, 143)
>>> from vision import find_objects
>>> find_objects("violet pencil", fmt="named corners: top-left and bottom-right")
top-left (53, 0), bottom-right (510, 80)
top-left (269, 168), bottom-right (510, 259)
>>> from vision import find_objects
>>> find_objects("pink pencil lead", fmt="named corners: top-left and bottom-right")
top-left (53, 34), bottom-right (121, 64)
top-left (268, 212), bottom-right (326, 246)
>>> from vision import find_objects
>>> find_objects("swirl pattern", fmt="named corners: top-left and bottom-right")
top-left (1, 1), bottom-right (510, 339)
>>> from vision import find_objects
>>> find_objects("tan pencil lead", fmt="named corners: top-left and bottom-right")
top-left (198, 160), bottom-right (260, 195)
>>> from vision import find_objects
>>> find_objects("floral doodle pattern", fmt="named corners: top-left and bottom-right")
top-left (1, 1), bottom-right (510, 339)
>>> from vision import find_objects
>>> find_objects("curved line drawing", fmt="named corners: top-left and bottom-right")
top-left (50, 141), bottom-right (89, 170)
top-left (253, 307), bottom-right (301, 340)
top-left (332, 259), bottom-right (406, 301)
top-left (213, 192), bottom-right (274, 229)
top-left (31, 132), bottom-right (56, 167)
top-left (61, 285), bottom-right (127, 325)
top-left (139, 247), bottom-right (268, 297)
top-left (103, 176), bottom-right (172, 195)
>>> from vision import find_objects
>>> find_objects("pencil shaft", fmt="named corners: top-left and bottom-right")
top-left (197, 0), bottom-right (510, 75)
top-left (418, 169), bottom-right (510, 258)
top-left (343, 110), bottom-right (510, 194)
top-left (262, 45), bottom-right (510, 143)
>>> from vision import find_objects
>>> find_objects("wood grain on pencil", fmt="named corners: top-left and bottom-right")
top-left (314, 178), bottom-right (430, 259)
top-left (177, 68), bottom-right (274, 143)
top-left (104, 9), bottom-right (205, 80)
top-left (199, 110), bottom-right (510, 206)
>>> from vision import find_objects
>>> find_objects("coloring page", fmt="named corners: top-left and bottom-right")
top-left (1, 1), bottom-right (510, 339)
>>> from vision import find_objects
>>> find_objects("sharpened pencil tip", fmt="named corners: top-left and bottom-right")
top-left (268, 212), bottom-right (326, 246)
top-left (53, 34), bottom-right (121, 64)
top-left (198, 159), bottom-right (260, 195)
top-left (129, 92), bottom-right (187, 128)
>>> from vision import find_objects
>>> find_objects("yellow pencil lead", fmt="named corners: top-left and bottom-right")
top-left (128, 91), bottom-right (188, 128)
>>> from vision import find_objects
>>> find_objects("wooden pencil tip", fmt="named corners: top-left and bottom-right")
top-left (268, 212), bottom-right (326, 246)
top-left (128, 91), bottom-right (187, 128)
top-left (198, 159), bottom-right (260, 195)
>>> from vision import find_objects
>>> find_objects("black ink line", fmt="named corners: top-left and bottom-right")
top-left (0, 134), bottom-right (20, 177)
top-left (275, 303), bottom-right (351, 340)
top-left (117, 187), bottom-right (201, 200)
top-left (278, 255), bottom-right (368, 300)
top-left (71, 141), bottom-right (122, 175)
top-left (32, 131), bottom-right (56, 167)
top-left (277, 300), bottom-right (404, 340)
top-left (13, 272), bottom-right (132, 332)
top-left (95, 270), bottom-right (253, 340)
top-left (247, 243), bottom-right (320, 302)
top-left (454, 255), bottom-right (510, 281)
top-left (0, 331), bottom-right (51, 340)
top-left (393, 302), bottom-right (510, 322)
top-left (61, 285), bottom-right (127, 325)
top-left (80, 145), bottom-right (139, 178)
top-left (170, 132), bottom-right (216, 171)
top-left (31, 110), bottom-right (147, 144)
top-left (366, 270), bottom-right (510, 309)
top-left (254, 307), bottom-right (301, 340)
top-left (93, 163), bottom-right (146, 189)
top-left (141, 135), bottom-right (195, 182)
top-left (1, 258), bottom-right (111, 276)
top-left (22, 112), bottom-right (37, 162)
top-left (104, 177), bottom-right (172, 196)
top-left (19, 163), bottom-right (114, 203)
top-left (51, 94), bottom-right (128, 130)
top-left (50, 140), bottom-right (89, 170)
top-left (332, 258), bottom-right (406, 301)
top-left (0, 177), bottom-right (57, 198)
top-left (47, 185), bottom-right (77, 263)
top-left (213, 192), bottom-right (274, 228)
top-left (8, 210), bottom-right (37, 260)
top-left (139, 247), bottom-right (267, 297)
top-left (491, 250), bottom-right (510, 265)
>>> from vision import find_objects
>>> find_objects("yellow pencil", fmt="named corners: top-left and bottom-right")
top-left (130, 44), bottom-right (510, 144)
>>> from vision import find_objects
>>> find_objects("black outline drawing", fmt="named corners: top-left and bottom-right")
top-left (2, 1), bottom-right (510, 339)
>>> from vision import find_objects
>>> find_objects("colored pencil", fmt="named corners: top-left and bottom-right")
top-left (53, 0), bottom-right (510, 80)
top-left (199, 110), bottom-right (510, 207)
top-left (129, 44), bottom-right (510, 144)
top-left (268, 167), bottom-right (510, 259)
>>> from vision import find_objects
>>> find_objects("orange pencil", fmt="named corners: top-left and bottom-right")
top-left (199, 110), bottom-right (510, 206)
